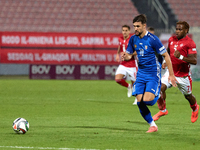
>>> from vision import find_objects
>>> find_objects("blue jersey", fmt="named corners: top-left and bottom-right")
top-left (126, 31), bottom-right (166, 79)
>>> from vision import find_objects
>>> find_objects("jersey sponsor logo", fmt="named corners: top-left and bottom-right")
top-left (159, 46), bottom-right (165, 51)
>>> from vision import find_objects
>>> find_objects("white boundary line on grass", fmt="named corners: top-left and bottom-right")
top-left (0, 146), bottom-right (98, 150)
top-left (0, 146), bottom-right (120, 150)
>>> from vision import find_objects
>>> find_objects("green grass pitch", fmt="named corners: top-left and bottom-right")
top-left (0, 79), bottom-right (200, 150)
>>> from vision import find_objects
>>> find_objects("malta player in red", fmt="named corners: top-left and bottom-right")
top-left (115, 25), bottom-right (138, 104)
top-left (153, 21), bottom-right (199, 123)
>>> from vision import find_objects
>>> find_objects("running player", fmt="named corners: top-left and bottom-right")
top-left (115, 25), bottom-right (138, 104)
top-left (153, 21), bottom-right (199, 123)
top-left (122, 14), bottom-right (177, 133)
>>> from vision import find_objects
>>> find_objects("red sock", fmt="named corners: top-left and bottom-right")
top-left (190, 102), bottom-right (197, 111)
top-left (157, 95), bottom-right (166, 110)
top-left (115, 79), bottom-right (129, 88)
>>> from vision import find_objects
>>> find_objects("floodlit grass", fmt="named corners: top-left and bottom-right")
top-left (0, 79), bottom-right (200, 150)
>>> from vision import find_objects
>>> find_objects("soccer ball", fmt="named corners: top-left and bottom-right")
top-left (12, 118), bottom-right (29, 134)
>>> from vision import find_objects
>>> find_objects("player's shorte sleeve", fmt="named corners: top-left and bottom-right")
top-left (126, 36), bottom-right (135, 54)
top-left (152, 36), bottom-right (167, 55)
top-left (188, 40), bottom-right (197, 54)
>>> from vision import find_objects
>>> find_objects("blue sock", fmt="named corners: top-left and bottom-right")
top-left (137, 101), bottom-right (153, 124)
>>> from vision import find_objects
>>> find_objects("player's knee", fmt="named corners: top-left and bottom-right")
top-left (143, 97), bottom-right (154, 103)
top-left (143, 100), bottom-right (156, 106)
top-left (143, 94), bottom-right (155, 102)
top-left (115, 79), bottom-right (121, 83)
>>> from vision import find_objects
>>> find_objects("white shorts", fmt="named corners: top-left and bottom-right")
top-left (162, 70), bottom-right (192, 95)
top-left (115, 65), bottom-right (137, 81)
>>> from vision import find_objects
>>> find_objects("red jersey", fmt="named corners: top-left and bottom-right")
top-left (118, 36), bottom-right (137, 67)
top-left (168, 35), bottom-right (197, 77)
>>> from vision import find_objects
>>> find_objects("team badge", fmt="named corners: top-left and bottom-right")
top-left (134, 44), bottom-right (137, 48)
top-left (145, 45), bottom-right (148, 49)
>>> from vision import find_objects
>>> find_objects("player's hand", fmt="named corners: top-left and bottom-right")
top-left (121, 52), bottom-right (132, 61)
top-left (174, 50), bottom-right (181, 58)
top-left (121, 52), bottom-right (126, 61)
top-left (168, 75), bottom-right (178, 87)
top-left (116, 54), bottom-right (120, 62)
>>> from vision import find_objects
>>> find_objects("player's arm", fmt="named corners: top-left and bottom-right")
top-left (116, 46), bottom-right (121, 62)
top-left (167, 47), bottom-right (170, 54)
top-left (121, 36), bottom-right (136, 61)
top-left (174, 51), bottom-right (197, 65)
top-left (132, 51), bottom-right (137, 56)
top-left (162, 47), bottom-right (170, 69)
top-left (162, 51), bottom-right (177, 87)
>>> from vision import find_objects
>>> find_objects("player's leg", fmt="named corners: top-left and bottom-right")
top-left (133, 82), bottom-right (157, 132)
top-left (178, 76), bottom-right (199, 123)
top-left (126, 67), bottom-right (138, 102)
top-left (153, 70), bottom-right (172, 121)
top-left (115, 65), bottom-right (130, 90)
top-left (153, 84), bottom-right (169, 121)
top-left (137, 92), bottom-right (158, 133)
top-left (136, 81), bottom-right (158, 133)
top-left (185, 94), bottom-right (199, 123)
top-left (157, 85), bottom-right (167, 110)
top-left (115, 74), bottom-right (128, 86)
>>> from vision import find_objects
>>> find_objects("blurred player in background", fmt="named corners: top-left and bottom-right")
top-left (153, 21), bottom-right (199, 123)
top-left (122, 14), bottom-right (177, 133)
top-left (147, 27), bottom-right (155, 34)
top-left (115, 25), bottom-right (138, 104)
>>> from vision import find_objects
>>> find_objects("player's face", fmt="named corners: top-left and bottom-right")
top-left (122, 27), bottom-right (130, 39)
top-left (175, 24), bottom-right (187, 39)
top-left (133, 22), bottom-right (146, 36)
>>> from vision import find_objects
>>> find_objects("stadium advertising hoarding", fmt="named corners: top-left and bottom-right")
top-left (0, 32), bottom-right (120, 79)
top-left (0, 49), bottom-right (117, 65)
top-left (0, 32), bottom-right (120, 48)
top-left (0, 32), bottom-right (120, 64)
top-left (29, 64), bottom-right (118, 80)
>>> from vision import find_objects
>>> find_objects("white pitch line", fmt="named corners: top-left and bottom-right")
top-left (0, 146), bottom-right (121, 150)
top-left (0, 146), bottom-right (100, 150)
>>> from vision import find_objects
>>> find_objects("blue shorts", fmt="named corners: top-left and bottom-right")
top-left (132, 79), bottom-right (161, 98)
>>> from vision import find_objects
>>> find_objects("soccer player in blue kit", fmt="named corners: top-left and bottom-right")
top-left (122, 14), bottom-right (177, 133)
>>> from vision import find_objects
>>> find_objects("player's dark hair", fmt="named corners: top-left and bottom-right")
top-left (176, 21), bottom-right (190, 33)
top-left (148, 27), bottom-right (154, 31)
top-left (122, 25), bottom-right (130, 30)
top-left (133, 14), bottom-right (147, 24)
